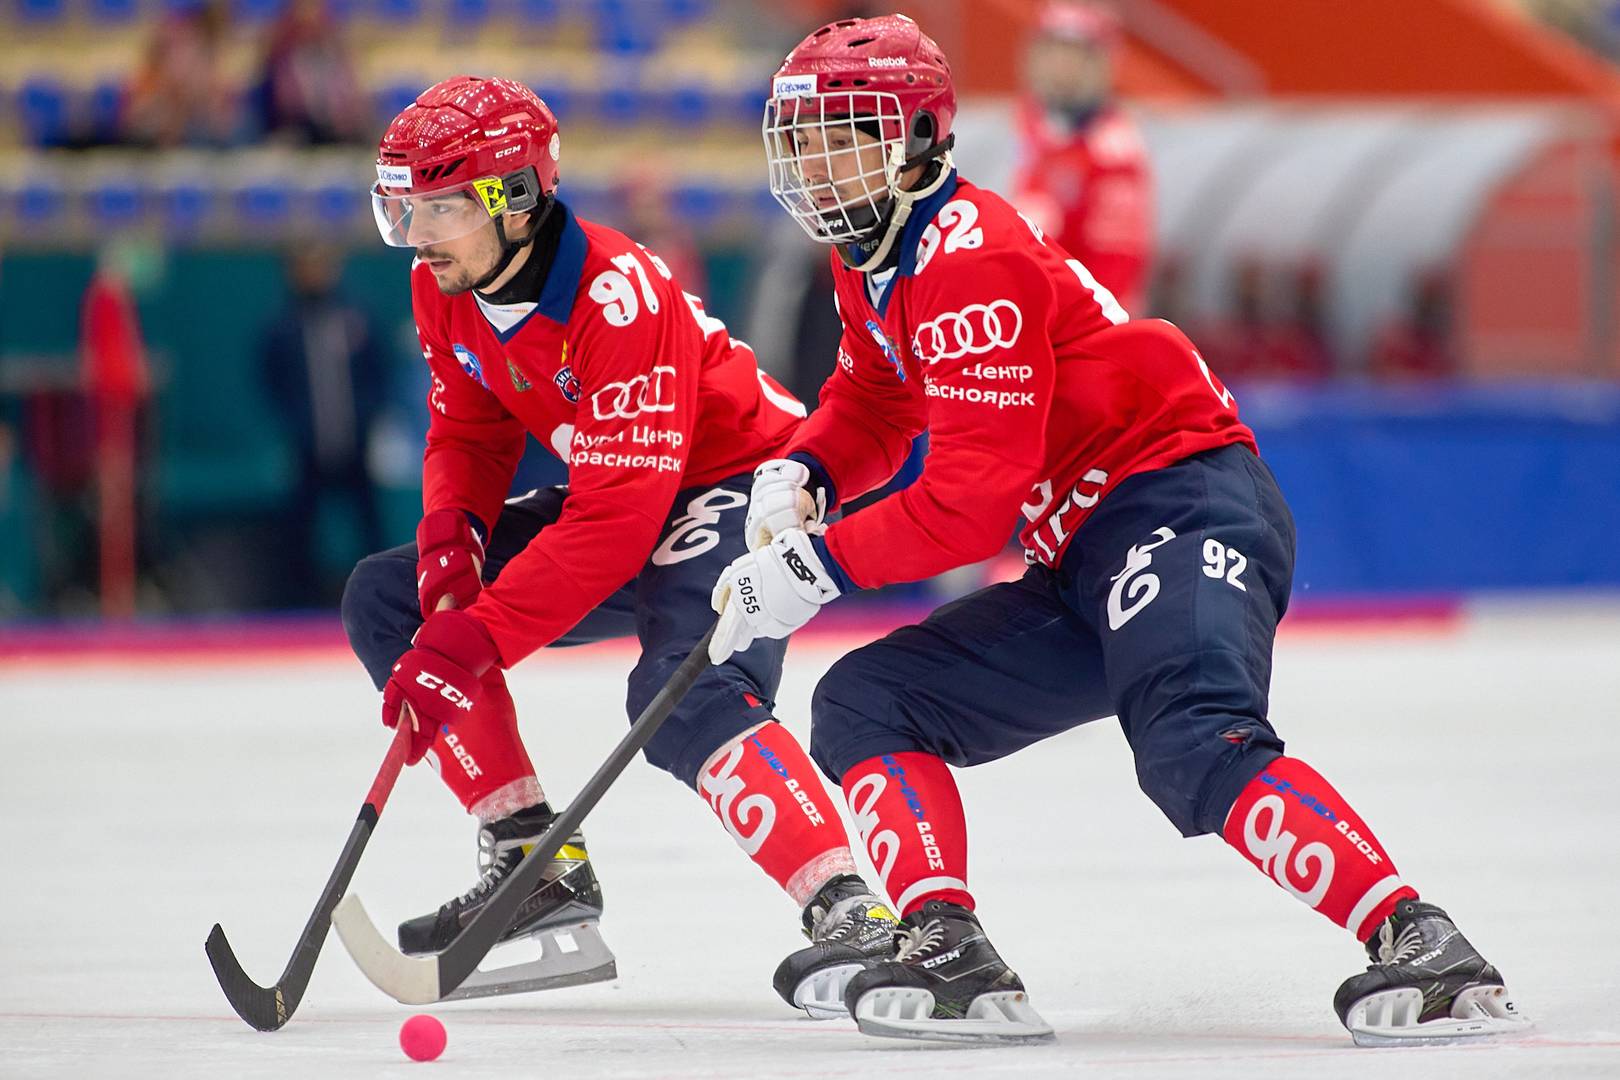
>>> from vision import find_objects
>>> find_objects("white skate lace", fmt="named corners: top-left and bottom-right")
top-left (812, 894), bottom-right (881, 943)
top-left (1376, 921), bottom-right (1426, 966)
top-left (454, 826), bottom-right (509, 905)
top-left (894, 918), bottom-right (947, 963)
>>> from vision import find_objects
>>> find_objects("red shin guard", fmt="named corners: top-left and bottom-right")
top-left (1223, 756), bottom-right (1417, 941)
top-left (426, 667), bottom-right (543, 820)
top-left (698, 721), bottom-right (857, 906)
top-left (841, 752), bottom-right (972, 917)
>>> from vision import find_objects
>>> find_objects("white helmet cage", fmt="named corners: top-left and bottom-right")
top-left (763, 90), bottom-right (917, 245)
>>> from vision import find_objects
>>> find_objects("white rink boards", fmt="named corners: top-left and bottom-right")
top-left (3, 602), bottom-right (1618, 1079)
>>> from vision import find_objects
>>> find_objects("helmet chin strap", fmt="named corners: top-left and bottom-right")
top-left (469, 195), bottom-right (556, 293)
top-left (838, 141), bottom-right (955, 273)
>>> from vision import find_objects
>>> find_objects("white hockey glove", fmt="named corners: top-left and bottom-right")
top-left (709, 528), bottom-right (840, 664)
top-left (745, 458), bottom-right (826, 551)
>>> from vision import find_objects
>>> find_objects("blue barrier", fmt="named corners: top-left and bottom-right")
top-left (1239, 381), bottom-right (1620, 593)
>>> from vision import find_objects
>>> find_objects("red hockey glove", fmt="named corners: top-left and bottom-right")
top-left (382, 609), bottom-right (501, 765)
top-left (415, 509), bottom-right (486, 619)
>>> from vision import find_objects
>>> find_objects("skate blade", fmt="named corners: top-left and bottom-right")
top-left (440, 920), bottom-right (617, 1002)
top-left (853, 987), bottom-right (1055, 1044)
top-left (793, 962), bottom-right (865, 1020)
top-left (1345, 984), bottom-right (1531, 1047)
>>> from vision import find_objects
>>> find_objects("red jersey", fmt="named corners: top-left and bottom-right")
top-left (789, 175), bottom-right (1254, 590)
top-left (412, 203), bottom-right (805, 666)
top-left (1008, 100), bottom-right (1153, 314)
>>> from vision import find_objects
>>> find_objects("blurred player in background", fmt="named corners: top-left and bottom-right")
top-left (339, 76), bottom-right (895, 1010)
top-left (713, 14), bottom-right (1527, 1045)
top-left (1010, 1), bottom-right (1152, 313)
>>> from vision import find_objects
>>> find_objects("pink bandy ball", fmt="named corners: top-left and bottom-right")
top-left (399, 1013), bottom-right (447, 1062)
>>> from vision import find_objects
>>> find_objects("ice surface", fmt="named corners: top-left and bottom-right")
top-left (3, 604), bottom-right (1618, 1078)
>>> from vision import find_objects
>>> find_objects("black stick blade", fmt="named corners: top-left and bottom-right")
top-left (206, 923), bottom-right (291, 1031)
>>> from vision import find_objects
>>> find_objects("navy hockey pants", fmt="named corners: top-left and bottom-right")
top-left (810, 443), bottom-right (1295, 838)
top-left (342, 476), bottom-right (785, 787)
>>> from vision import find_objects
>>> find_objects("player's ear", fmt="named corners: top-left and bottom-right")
top-left (504, 209), bottom-right (532, 234)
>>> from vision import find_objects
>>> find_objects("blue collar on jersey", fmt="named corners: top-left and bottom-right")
top-left (478, 199), bottom-right (588, 344)
top-left (536, 199), bottom-right (587, 324)
top-left (859, 169), bottom-right (960, 318)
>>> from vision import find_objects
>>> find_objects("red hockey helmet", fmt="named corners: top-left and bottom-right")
top-left (372, 75), bottom-right (561, 249)
top-left (763, 14), bottom-right (956, 245)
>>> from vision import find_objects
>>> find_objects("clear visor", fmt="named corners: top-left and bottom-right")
top-left (371, 178), bottom-right (505, 248)
top-left (762, 91), bottom-right (906, 245)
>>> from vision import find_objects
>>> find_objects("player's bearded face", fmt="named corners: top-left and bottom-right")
top-left (415, 218), bottom-right (505, 295)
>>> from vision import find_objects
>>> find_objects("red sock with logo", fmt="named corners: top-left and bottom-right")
top-left (840, 751), bottom-right (973, 917)
top-left (698, 721), bottom-right (858, 906)
top-left (427, 667), bottom-right (544, 821)
top-left (1223, 756), bottom-right (1418, 941)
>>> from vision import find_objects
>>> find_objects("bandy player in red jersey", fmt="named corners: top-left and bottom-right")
top-left (709, 16), bottom-right (1528, 1044)
top-left (1009, 1), bottom-right (1152, 313)
top-left (340, 76), bottom-right (901, 1008)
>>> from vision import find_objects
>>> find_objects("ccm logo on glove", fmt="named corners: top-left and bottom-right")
top-left (411, 670), bottom-right (476, 710)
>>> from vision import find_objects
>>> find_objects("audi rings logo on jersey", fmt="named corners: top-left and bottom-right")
top-left (590, 365), bottom-right (677, 420)
top-left (911, 300), bottom-right (1023, 365)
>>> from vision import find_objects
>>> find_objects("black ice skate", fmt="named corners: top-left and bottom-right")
top-left (843, 900), bottom-right (1053, 1043)
top-left (1334, 898), bottom-right (1529, 1046)
top-left (396, 802), bottom-right (616, 1000)
top-left (773, 874), bottom-right (898, 1019)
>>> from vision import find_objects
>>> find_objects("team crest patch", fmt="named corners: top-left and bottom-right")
top-left (866, 319), bottom-right (905, 383)
top-left (452, 343), bottom-right (488, 388)
top-left (507, 359), bottom-right (532, 392)
top-left (554, 364), bottom-right (580, 403)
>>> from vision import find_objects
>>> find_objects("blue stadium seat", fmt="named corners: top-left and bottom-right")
top-left (596, 81), bottom-right (648, 126)
top-left (15, 0), bottom-right (68, 21)
top-left (87, 0), bottom-right (142, 21)
top-left (515, 0), bottom-right (556, 23)
top-left (17, 78), bottom-right (71, 147)
top-left (663, 82), bottom-right (712, 128)
top-left (235, 182), bottom-right (292, 225)
top-left (89, 82), bottom-right (124, 144)
top-left (86, 178), bottom-right (146, 227)
top-left (447, 0), bottom-right (491, 25)
top-left (234, 0), bottom-right (287, 21)
top-left (593, 0), bottom-right (661, 55)
top-left (659, 0), bottom-right (705, 23)
top-left (532, 81), bottom-right (574, 120)
top-left (751, 185), bottom-right (779, 220)
top-left (158, 181), bottom-right (213, 233)
top-left (723, 83), bottom-right (764, 126)
top-left (562, 179), bottom-right (612, 221)
top-left (374, 83), bottom-right (422, 125)
top-left (669, 181), bottom-right (724, 224)
top-left (371, 0), bottom-right (422, 23)
top-left (310, 181), bottom-right (358, 225)
top-left (13, 178), bottom-right (63, 226)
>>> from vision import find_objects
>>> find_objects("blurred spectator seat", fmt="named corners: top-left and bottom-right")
top-left (85, 176), bottom-right (145, 227)
top-left (234, 179), bottom-right (292, 224)
top-left (593, 0), bottom-right (663, 55)
top-left (157, 177), bottom-right (214, 233)
top-left (372, 81), bottom-right (421, 126)
top-left (515, 0), bottom-right (556, 23)
top-left (88, 0), bottom-right (143, 22)
top-left (446, 0), bottom-right (491, 27)
top-left (18, 77), bottom-right (70, 147)
top-left (370, 0), bottom-right (422, 24)
top-left (234, 0), bottom-right (287, 22)
top-left (14, 0), bottom-right (68, 21)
